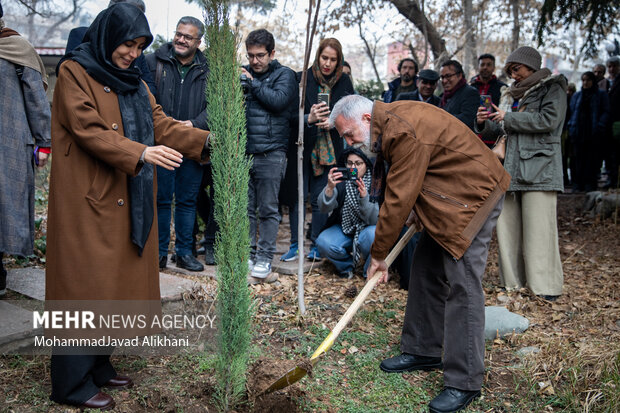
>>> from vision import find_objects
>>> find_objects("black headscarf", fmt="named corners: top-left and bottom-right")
top-left (61, 3), bottom-right (153, 94)
top-left (62, 3), bottom-right (155, 255)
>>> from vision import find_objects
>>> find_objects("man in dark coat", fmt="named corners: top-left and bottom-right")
top-left (146, 16), bottom-right (209, 272)
top-left (439, 59), bottom-right (480, 131)
top-left (470, 53), bottom-right (507, 106)
top-left (593, 63), bottom-right (610, 92)
top-left (383, 58), bottom-right (418, 103)
top-left (606, 56), bottom-right (620, 188)
top-left (0, 6), bottom-right (51, 295)
top-left (396, 69), bottom-right (440, 106)
top-left (241, 29), bottom-right (297, 281)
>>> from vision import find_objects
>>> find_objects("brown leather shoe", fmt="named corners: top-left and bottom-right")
top-left (80, 392), bottom-right (115, 411)
top-left (103, 375), bottom-right (134, 389)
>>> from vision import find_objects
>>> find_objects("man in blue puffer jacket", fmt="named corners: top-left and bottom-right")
top-left (241, 29), bottom-right (297, 281)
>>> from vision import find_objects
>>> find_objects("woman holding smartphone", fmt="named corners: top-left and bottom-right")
top-left (476, 46), bottom-right (566, 301)
top-left (280, 38), bottom-right (354, 262)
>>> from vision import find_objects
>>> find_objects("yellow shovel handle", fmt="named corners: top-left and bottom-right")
top-left (309, 225), bottom-right (418, 361)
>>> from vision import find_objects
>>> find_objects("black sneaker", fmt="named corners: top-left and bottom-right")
top-left (159, 255), bottom-right (167, 270)
top-left (380, 353), bottom-right (442, 373)
top-left (204, 245), bottom-right (215, 266)
top-left (428, 387), bottom-right (481, 413)
top-left (176, 254), bottom-right (204, 272)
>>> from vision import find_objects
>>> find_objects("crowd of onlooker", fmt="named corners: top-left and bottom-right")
top-left (2, 0), bottom-right (619, 292)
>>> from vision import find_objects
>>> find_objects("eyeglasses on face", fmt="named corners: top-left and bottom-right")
top-left (509, 64), bottom-right (522, 75)
top-left (246, 52), bottom-right (269, 61)
top-left (439, 72), bottom-right (458, 80)
top-left (346, 161), bottom-right (365, 168)
top-left (420, 79), bottom-right (437, 85)
top-left (174, 31), bottom-right (198, 42)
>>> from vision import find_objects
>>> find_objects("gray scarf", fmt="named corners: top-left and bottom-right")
top-left (508, 68), bottom-right (552, 100)
top-left (118, 82), bottom-right (154, 255)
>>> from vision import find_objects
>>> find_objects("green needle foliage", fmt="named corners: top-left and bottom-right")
top-left (203, 1), bottom-right (253, 410)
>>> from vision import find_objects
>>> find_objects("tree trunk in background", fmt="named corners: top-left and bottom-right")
top-left (510, 0), bottom-right (520, 51)
top-left (358, 21), bottom-right (384, 84)
top-left (463, 0), bottom-right (476, 78)
top-left (387, 0), bottom-right (448, 64)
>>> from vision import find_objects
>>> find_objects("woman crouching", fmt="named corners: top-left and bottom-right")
top-left (315, 147), bottom-right (378, 279)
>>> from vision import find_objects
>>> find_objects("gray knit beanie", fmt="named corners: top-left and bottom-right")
top-left (504, 46), bottom-right (542, 73)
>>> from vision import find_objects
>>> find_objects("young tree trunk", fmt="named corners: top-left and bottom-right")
top-left (296, 0), bottom-right (322, 315)
top-left (203, 0), bottom-right (253, 410)
top-left (386, 0), bottom-right (448, 62)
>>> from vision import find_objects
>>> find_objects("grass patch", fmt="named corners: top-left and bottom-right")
top-left (288, 309), bottom-right (439, 412)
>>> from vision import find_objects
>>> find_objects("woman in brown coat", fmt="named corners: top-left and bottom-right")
top-left (46, 4), bottom-right (209, 410)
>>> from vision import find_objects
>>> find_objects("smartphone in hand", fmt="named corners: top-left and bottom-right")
top-left (318, 92), bottom-right (330, 107)
top-left (480, 94), bottom-right (492, 111)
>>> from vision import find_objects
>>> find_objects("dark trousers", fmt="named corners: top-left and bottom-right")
top-left (195, 163), bottom-right (219, 247)
top-left (248, 150), bottom-right (287, 262)
top-left (50, 350), bottom-right (116, 405)
top-left (400, 196), bottom-right (504, 391)
top-left (392, 227), bottom-right (422, 290)
top-left (571, 138), bottom-right (600, 191)
top-left (157, 159), bottom-right (203, 257)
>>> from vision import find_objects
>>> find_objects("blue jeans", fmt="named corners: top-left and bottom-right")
top-left (248, 150), bottom-right (286, 261)
top-left (316, 224), bottom-right (375, 276)
top-left (289, 164), bottom-right (329, 246)
top-left (157, 159), bottom-right (203, 257)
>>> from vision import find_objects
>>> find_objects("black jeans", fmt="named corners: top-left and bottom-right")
top-left (195, 163), bottom-right (219, 248)
top-left (248, 150), bottom-right (287, 262)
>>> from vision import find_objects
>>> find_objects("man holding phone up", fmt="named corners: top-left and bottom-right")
top-left (470, 54), bottom-right (507, 147)
top-left (241, 29), bottom-right (297, 281)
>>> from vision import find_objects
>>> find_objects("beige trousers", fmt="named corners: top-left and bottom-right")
top-left (497, 191), bottom-right (563, 296)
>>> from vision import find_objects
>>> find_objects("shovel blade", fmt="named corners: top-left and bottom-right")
top-left (261, 365), bottom-right (309, 394)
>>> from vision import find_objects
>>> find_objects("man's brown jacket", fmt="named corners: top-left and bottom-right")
top-left (370, 101), bottom-right (511, 261)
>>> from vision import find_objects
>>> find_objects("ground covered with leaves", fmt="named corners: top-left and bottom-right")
top-left (1, 193), bottom-right (618, 412)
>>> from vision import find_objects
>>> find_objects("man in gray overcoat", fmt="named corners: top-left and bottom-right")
top-left (0, 4), bottom-right (51, 295)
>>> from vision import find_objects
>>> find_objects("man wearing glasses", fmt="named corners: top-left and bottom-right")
top-left (241, 29), bottom-right (297, 282)
top-left (146, 16), bottom-right (210, 272)
top-left (439, 59), bottom-right (480, 131)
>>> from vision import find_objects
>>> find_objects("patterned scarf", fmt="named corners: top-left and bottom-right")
top-left (311, 58), bottom-right (343, 90)
top-left (310, 84), bottom-right (337, 176)
top-left (341, 171), bottom-right (373, 265)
